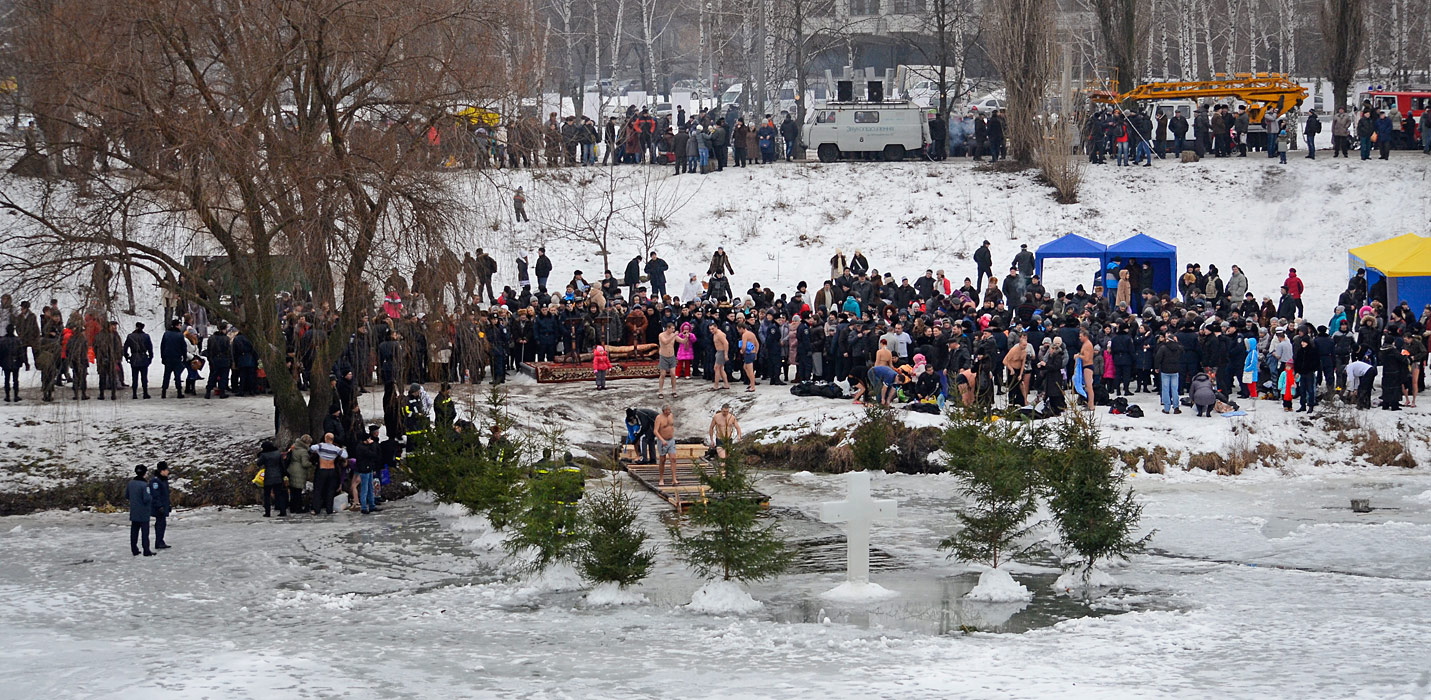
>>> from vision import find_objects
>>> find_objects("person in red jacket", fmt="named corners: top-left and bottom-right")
top-left (1284, 268), bottom-right (1305, 319)
top-left (592, 344), bottom-right (612, 390)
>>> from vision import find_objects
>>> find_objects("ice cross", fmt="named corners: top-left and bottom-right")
top-left (819, 470), bottom-right (897, 585)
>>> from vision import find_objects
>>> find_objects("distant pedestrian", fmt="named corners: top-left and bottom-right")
top-left (513, 186), bottom-right (529, 222)
top-left (149, 462), bottom-right (172, 549)
top-left (128, 465), bottom-right (155, 556)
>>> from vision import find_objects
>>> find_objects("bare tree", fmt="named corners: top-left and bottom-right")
top-left (988, 0), bottom-right (1054, 165)
top-left (1320, 0), bottom-right (1365, 110)
top-left (629, 0), bottom-right (678, 96)
top-left (0, 0), bottom-right (530, 438)
top-left (898, 0), bottom-right (981, 120)
top-left (532, 166), bottom-right (631, 273)
top-left (1089, 0), bottom-right (1145, 91)
top-left (620, 167), bottom-right (701, 260)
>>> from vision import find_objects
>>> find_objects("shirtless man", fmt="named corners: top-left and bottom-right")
top-left (654, 405), bottom-right (678, 486)
top-left (657, 322), bottom-right (679, 397)
top-left (739, 322), bottom-right (760, 393)
top-left (711, 324), bottom-right (731, 390)
top-left (1078, 329), bottom-right (1096, 410)
top-left (707, 404), bottom-right (741, 458)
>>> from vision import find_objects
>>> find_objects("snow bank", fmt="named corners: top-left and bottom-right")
top-left (516, 562), bottom-right (586, 595)
top-left (430, 503), bottom-right (507, 552)
top-left (1411, 490), bottom-right (1431, 504)
top-left (819, 580), bottom-right (900, 603)
top-left (965, 568), bottom-right (1033, 603)
top-left (1053, 564), bottom-right (1117, 594)
top-left (584, 581), bottom-right (647, 607)
top-left (686, 579), bottom-right (763, 615)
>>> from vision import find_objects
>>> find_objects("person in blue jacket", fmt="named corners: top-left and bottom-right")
top-left (128, 465), bottom-right (155, 556)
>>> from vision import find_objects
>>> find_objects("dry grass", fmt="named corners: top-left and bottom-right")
top-left (1353, 429), bottom-right (1416, 468)
top-left (1116, 445), bottom-right (1175, 474)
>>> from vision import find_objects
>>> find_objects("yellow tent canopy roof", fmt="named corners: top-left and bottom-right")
top-left (1349, 233), bottom-right (1431, 277)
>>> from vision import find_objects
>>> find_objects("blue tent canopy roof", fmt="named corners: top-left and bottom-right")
top-left (1034, 233), bottom-right (1108, 278)
top-left (1107, 232), bottom-right (1177, 256)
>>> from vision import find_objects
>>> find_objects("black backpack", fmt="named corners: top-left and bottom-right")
top-left (1125, 404), bottom-right (1144, 418)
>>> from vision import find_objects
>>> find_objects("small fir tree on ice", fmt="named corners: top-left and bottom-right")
top-left (503, 452), bottom-right (586, 575)
top-left (577, 470), bottom-right (656, 606)
top-left (669, 442), bottom-right (791, 613)
top-left (1037, 408), bottom-right (1152, 593)
top-left (938, 410), bottom-right (1044, 602)
top-left (403, 386), bottom-right (527, 529)
top-left (850, 405), bottom-right (895, 473)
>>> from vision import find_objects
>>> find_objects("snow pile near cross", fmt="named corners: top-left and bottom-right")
top-left (966, 567), bottom-right (1033, 603)
top-left (820, 580), bottom-right (900, 602)
top-left (686, 579), bottom-right (763, 614)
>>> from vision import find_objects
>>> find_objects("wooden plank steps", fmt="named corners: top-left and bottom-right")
top-left (617, 443), bottom-right (769, 512)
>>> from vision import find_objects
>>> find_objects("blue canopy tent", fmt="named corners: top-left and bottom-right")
top-left (1034, 233), bottom-right (1109, 279)
top-left (1105, 233), bottom-right (1178, 299)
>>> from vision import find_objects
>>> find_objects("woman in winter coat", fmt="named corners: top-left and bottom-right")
top-left (1111, 326), bottom-right (1135, 395)
top-left (1188, 371), bottom-right (1217, 416)
top-left (591, 345), bottom-right (612, 389)
top-left (285, 435), bottom-right (313, 513)
top-left (1115, 269), bottom-right (1132, 308)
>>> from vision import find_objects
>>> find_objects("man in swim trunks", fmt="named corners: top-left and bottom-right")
top-left (654, 404), bottom-right (678, 486)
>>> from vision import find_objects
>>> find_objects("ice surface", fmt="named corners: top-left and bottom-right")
top-left (2, 469), bottom-right (1430, 698)
top-left (966, 568), bottom-right (1034, 603)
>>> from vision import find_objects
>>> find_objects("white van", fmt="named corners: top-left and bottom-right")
top-left (804, 103), bottom-right (930, 162)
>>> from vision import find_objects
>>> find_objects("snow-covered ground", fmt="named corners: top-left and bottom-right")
top-left (3, 467), bottom-right (1430, 699)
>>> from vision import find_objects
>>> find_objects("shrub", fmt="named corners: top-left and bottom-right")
top-left (850, 405), bottom-right (895, 473)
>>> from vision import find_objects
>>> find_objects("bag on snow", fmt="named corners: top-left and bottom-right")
top-left (1125, 404), bottom-right (1145, 418)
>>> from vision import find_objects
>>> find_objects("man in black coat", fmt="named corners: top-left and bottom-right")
top-left (645, 252), bottom-right (669, 298)
top-left (624, 255), bottom-right (643, 299)
top-left (0, 324), bottom-right (22, 402)
top-left (1379, 342), bottom-right (1407, 410)
top-left (160, 319), bottom-right (187, 398)
top-left (974, 240), bottom-right (993, 293)
top-left (204, 324), bottom-right (233, 399)
top-left (123, 322), bottom-right (153, 399)
top-left (535, 247), bottom-right (553, 290)
top-left (149, 462), bottom-right (172, 548)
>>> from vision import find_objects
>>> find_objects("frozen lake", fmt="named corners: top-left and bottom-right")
top-left (3, 468), bottom-right (1430, 699)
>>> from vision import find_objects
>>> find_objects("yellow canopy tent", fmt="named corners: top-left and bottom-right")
top-left (1348, 233), bottom-right (1431, 312)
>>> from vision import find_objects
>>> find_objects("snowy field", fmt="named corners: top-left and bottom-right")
top-left (2, 152), bottom-right (1431, 698)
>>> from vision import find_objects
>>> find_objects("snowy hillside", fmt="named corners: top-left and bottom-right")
top-left (466, 154), bottom-right (1431, 318)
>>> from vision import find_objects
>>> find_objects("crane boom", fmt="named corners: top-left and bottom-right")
top-left (1091, 73), bottom-right (1308, 123)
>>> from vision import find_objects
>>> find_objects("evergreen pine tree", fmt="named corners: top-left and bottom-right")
top-left (938, 411), bottom-right (1044, 568)
top-left (850, 405), bottom-right (895, 473)
top-left (1037, 408), bottom-right (1152, 579)
top-left (578, 472), bottom-right (656, 587)
top-left (402, 386), bottom-right (527, 529)
top-left (503, 458), bottom-right (585, 572)
top-left (669, 441), bottom-right (791, 582)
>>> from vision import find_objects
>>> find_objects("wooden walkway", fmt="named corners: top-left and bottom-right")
top-left (618, 444), bottom-right (769, 512)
